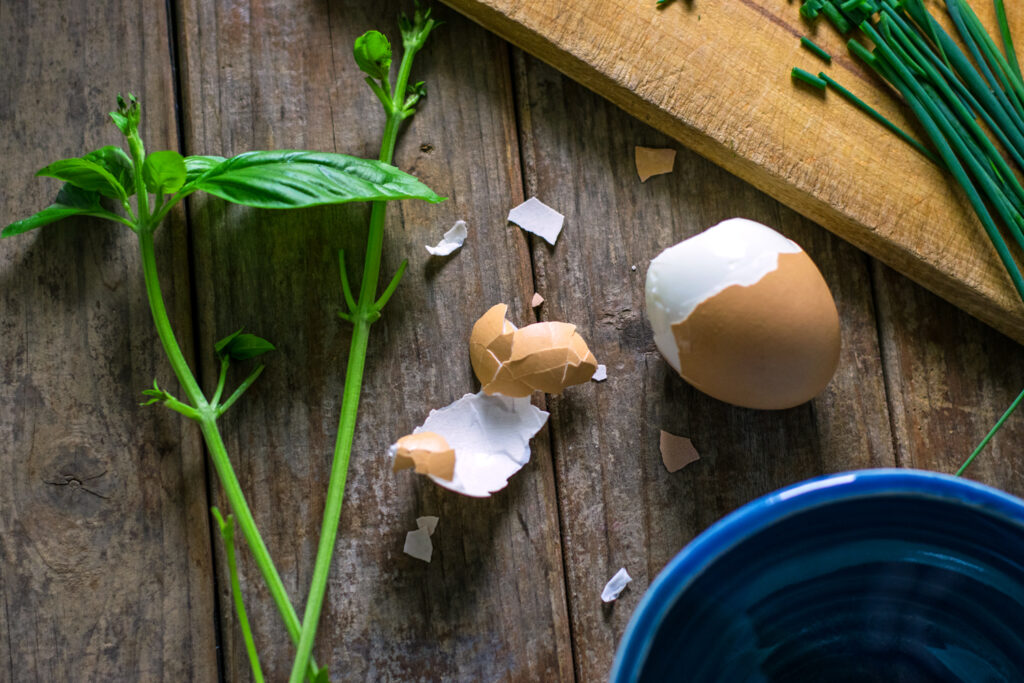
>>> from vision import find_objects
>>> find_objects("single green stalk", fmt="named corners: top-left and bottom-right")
top-left (956, 387), bottom-right (1024, 476)
top-left (287, 16), bottom-right (434, 682)
top-left (138, 228), bottom-right (318, 681)
top-left (212, 508), bottom-right (265, 683)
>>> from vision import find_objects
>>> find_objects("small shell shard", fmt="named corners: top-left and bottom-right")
top-left (425, 220), bottom-right (468, 256)
top-left (508, 197), bottom-right (564, 245)
top-left (602, 567), bottom-right (632, 602)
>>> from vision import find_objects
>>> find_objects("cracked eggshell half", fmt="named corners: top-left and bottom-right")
top-left (644, 218), bottom-right (840, 410)
top-left (469, 304), bottom-right (598, 397)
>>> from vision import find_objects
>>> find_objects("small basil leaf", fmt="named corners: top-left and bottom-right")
top-left (2, 184), bottom-right (120, 238)
top-left (36, 158), bottom-right (128, 201)
top-left (186, 150), bottom-right (443, 209)
top-left (185, 155), bottom-right (227, 183)
top-left (84, 146), bottom-right (135, 196)
top-left (214, 328), bottom-right (245, 357)
top-left (353, 30), bottom-right (392, 80)
top-left (219, 333), bottom-right (276, 361)
top-left (142, 150), bottom-right (187, 194)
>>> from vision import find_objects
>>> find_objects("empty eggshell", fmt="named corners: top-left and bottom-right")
top-left (644, 218), bottom-right (840, 410)
top-left (469, 304), bottom-right (598, 397)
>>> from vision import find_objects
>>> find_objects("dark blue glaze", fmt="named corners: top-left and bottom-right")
top-left (611, 470), bottom-right (1024, 683)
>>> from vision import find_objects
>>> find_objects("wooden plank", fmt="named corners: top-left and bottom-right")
top-left (0, 0), bottom-right (217, 680)
top-left (175, 0), bottom-right (573, 679)
top-left (513, 53), bottom-right (898, 681)
top-left (873, 260), bottom-right (1024, 493)
top-left (441, 0), bottom-right (1024, 345)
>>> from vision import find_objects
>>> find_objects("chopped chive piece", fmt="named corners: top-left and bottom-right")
top-left (801, 36), bottom-right (832, 62)
top-left (822, 3), bottom-right (852, 34)
top-left (792, 67), bottom-right (827, 89)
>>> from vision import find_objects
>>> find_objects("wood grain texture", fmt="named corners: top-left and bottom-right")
top-left (440, 0), bottom-right (1024, 345)
top-left (512, 53), bottom-right (898, 680)
top-left (0, 0), bottom-right (217, 680)
top-left (873, 260), bottom-right (1024, 492)
top-left (175, 0), bottom-right (572, 679)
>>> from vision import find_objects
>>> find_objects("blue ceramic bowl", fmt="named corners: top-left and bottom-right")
top-left (611, 469), bottom-right (1024, 682)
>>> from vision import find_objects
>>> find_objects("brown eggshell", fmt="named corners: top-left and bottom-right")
top-left (469, 306), bottom-right (598, 396)
top-left (671, 251), bottom-right (840, 410)
top-left (391, 431), bottom-right (456, 481)
top-left (469, 304), bottom-right (532, 397)
top-left (507, 322), bottom-right (598, 394)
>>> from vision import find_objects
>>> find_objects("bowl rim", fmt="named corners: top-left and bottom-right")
top-left (609, 468), bottom-right (1024, 682)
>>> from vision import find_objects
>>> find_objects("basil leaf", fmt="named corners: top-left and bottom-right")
top-left (353, 30), bottom-right (392, 80)
top-left (84, 146), bottom-right (135, 196)
top-left (216, 330), bottom-right (276, 361)
top-left (143, 150), bottom-right (187, 194)
top-left (186, 150), bottom-right (443, 209)
top-left (2, 184), bottom-right (121, 238)
top-left (185, 155), bottom-right (226, 183)
top-left (36, 158), bottom-right (128, 201)
top-left (214, 328), bottom-right (244, 356)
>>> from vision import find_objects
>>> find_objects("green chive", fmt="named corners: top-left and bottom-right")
top-left (792, 67), bottom-right (827, 89)
top-left (817, 72), bottom-right (938, 164)
top-left (800, 36), bottom-right (832, 62)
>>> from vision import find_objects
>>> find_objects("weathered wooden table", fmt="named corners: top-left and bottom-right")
top-left (3, 1), bottom-right (1024, 681)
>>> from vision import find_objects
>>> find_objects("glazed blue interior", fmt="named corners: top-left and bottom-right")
top-left (612, 470), bottom-right (1024, 683)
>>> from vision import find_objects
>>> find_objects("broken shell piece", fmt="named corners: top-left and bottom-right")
top-left (602, 567), bottom-right (632, 602)
top-left (531, 292), bottom-right (544, 308)
top-left (592, 364), bottom-right (607, 382)
top-left (635, 146), bottom-right (677, 182)
top-left (397, 391), bottom-right (548, 497)
top-left (469, 304), bottom-right (598, 397)
top-left (469, 304), bottom-right (532, 397)
top-left (660, 431), bottom-right (700, 473)
top-left (390, 432), bottom-right (455, 481)
top-left (425, 220), bottom-right (468, 256)
top-left (403, 516), bottom-right (439, 563)
top-left (416, 515), bottom-right (438, 536)
top-left (508, 197), bottom-right (564, 245)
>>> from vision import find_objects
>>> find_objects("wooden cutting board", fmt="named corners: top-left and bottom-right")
top-left (441, 0), bottom-right (1024, 343)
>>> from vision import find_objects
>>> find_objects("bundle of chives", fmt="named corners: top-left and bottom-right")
top-left (798, 0), bottom-right (1024, 473)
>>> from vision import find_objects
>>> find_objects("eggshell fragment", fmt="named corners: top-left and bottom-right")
top-left (602, 568), bottom-right (632, 602)
top-left (403, 516), bottom-right (439, 563)
top-left (425, 220), bottom-right (467, 256)
top-left (659, 431), bottom-right (700, 473)
top-left (390, 391), bottom-right (549, 497)
top-left (469, 304), bottom-right (531, 397)
top-left (531, 292), bottom-right (544, 308)
top-left (469, 304), bottom-right (598, 397)
top-left (508, 197), bottom-right (564, 245)
top-left (645, 218), bottom-right (840, 410)
top-left (390, 432), bottom-right (455, 481)
top-left (635, 146), bottom-right (676, 182)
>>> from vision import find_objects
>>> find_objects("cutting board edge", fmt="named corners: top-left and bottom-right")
top-left (440, 0), bottom-right (1024, 345)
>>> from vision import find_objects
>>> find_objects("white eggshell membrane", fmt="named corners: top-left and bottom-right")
top-left (644, 218), bottom-right (801, 373)
top-left (407, 391), bottom-right (549, 498)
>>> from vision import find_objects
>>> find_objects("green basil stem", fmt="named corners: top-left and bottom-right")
top-left (137, 226), bottom-right (318, 682)
top-left (287, 19), bottom-right (433, 683)
top-left (212, 508), bottom-right (265, 683)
